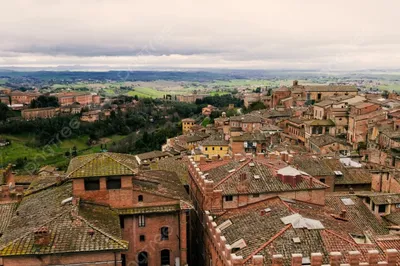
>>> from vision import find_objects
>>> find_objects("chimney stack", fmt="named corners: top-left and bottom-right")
top-left (34, 226), bottom-right (50, 246)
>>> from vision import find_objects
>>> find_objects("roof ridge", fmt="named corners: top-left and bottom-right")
top-left (243, 224), bottom-right (292, 264)
top-left (323, 229), bottom-right (358, 246)
top-left (66, 153), bottom-right (103, 178)
top-left (104, 153), bottom-right (137, 174)
top-left (213, 159), bottom-right (252, 189)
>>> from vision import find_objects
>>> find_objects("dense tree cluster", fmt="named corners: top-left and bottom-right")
top-left (195, 94), bottom-right (243, 108)
top-left (29, 95), bottom-right (60, 108)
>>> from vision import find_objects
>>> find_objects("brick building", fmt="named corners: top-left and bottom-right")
top-left (203, 194), bottom-right (400, 266)
top-left (10, 91), bottom-right (40, 105)
top-left (53, 92), bottom-right (101, 106)
top-left (347, 103), bottom-right (387, 146)
top-left (187, 155), bottom-right (328, 265)
top-left (21, 107), bottom-right (59, 120)
top-left (66, 152), bottom-right (191, 266)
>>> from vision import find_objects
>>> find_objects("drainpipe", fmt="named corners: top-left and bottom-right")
top-left (114, 252), bottom-right (117, 266)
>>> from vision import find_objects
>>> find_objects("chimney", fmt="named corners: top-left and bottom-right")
top-left (252, 255), bottom-right (264, 266)
top-left (34, 226), bottom-right (50, 246)
top-left (311, 253), bottom-right (323, 266)
top-left (340, 210), bottom-right (347, 219)
top-left (368, 250), bottom-right (379, 266)
top-left (329, 252), bottom-right (342, 266)
top-left (291, 254), bottom-right (302, 266)
top-left (272, 254), bottom-right (284, 266)
top-left (199, 155), bottom-right (207, 164)
top-left (386, 249), bottom-right (398, 266)
top-left (223, 154), bottom-right (231, 161)
top-left (348, 251), bottom-right (361, 266)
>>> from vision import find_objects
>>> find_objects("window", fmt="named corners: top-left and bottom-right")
top-left (140, 235), bottom-right (145, 242)
top-left (161, 227), bottom-right (169, 240)
top-left (212, 147), bottom-right (215, 150)
top-left (205, 147), bottom-right (208, 151)
top-left (366, 197), bottom-right (370, 204)
top-left (378, 205), bottom-right (386, 213)
top-left (161, 250), bottom-right (170, 266)
top-left (320, 178), bottom-right (325, 184)
top-left (138, 195), bottom-right (143, 202)
top-left (84, 178), bottom-right (100, 191)
top-left (253, 194), bottom-right (260, 198)
top-left (137, 252), bottom-right (148, 266)
top-left (119, 216), bottom-right (125, 228)
top-left (106, 177), bottom-right (121, 189)
top-left (225, 195), bottom-right (233, 201)
top-left (138, 215), bottom-right (145, 227)
top-left (220, 147), bottom-right (223, 151)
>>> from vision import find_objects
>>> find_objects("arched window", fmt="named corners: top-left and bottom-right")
top-left (138, 195), bottom-right (143, 202)
top-left (137, 251), bottom-right (148, 266)
top-left (161, 227), bottom-right (169, 240)
top-left (161, 249), bottom-right (170, 266)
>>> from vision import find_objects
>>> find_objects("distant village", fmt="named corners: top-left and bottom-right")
top-left (1, 80), bottom-right (400, 266)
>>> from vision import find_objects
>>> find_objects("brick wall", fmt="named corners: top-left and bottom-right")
top-left (122, 211), bottom-right (187, 266)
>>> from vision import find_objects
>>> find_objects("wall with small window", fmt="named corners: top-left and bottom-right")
top-left (73, 175), bottom-right (134, 208)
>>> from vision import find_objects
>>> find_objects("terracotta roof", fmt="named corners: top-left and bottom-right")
top-left (133, 170), bottom-right (190, 201)
top-left (304, 85), bottom-right (357, 92)
top-left (304, 119), bottom-right (335, 126)
top-left (231, 132), bottom-right (268, 142)
top-left (66, 152), bottom-right (139, 178)
top-left (135, 150), bottom-right (170, 161)
top-left (308, 135), bottom-right (348, 148)
top-left (212, 195), bottom-right (392, 265)
top-left (291, 156), bottom-right (334, 177)
top-left (203, 159), bottom-right (327, 196)
top-left (0, 182), bottom-right (128, 256)
top-left (322, 159), bottom-right (372, 185)
top-left (0, 203), bottom-right (17, 236)
top-left (152, 156), bottom-right (189, 184)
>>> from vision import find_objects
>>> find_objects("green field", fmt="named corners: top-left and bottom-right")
top-left (377, 83), bottom-right (400, 92)
top-left (126, 87), bottom-right (168, 98)
top-left (0, 134), bottom-right (126, 172)
top-left (0, 79), bottom-right (7, 85)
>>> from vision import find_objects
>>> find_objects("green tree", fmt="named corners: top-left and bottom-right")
top-left (0, 102), bottom-right (9, 121)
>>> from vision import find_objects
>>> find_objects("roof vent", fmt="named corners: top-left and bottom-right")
top-left (260, 208), bottom-right (271, 216)
top-left (228, 169), bottom-right (236, 173)
top-left (239, 158), bottom-right (246, 162)
top-left (293, 237), bottom-right (301, 243)
top-left (254, 175), bottom-right (260, 179)
top-left (61, 197), bottom-right (73, 205)
top-left (341, 198), bottom-right (355, 206)
top-left (230, 238), bottom-right (246, 250)
top-left (217, 219), bottom-right (232, 231)
top-left (249, 163), bottom-right (255, 167)
top-left (334, 171), bottom-right (343, 176)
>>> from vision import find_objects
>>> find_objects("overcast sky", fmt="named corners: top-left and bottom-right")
top-left (1, 0), bottom-right (399, 70)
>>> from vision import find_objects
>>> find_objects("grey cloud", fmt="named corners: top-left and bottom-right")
top-left (0, 0), bottom-right (399, 69)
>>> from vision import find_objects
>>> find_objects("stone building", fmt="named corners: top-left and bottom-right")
top-left (21, 107), bottom-right (59, 120)
top-left (182, 118), bottom-right (196, 134)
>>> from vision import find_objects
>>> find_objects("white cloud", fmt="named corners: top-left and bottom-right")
top-left (1, 0), bottom-right (399, 70)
